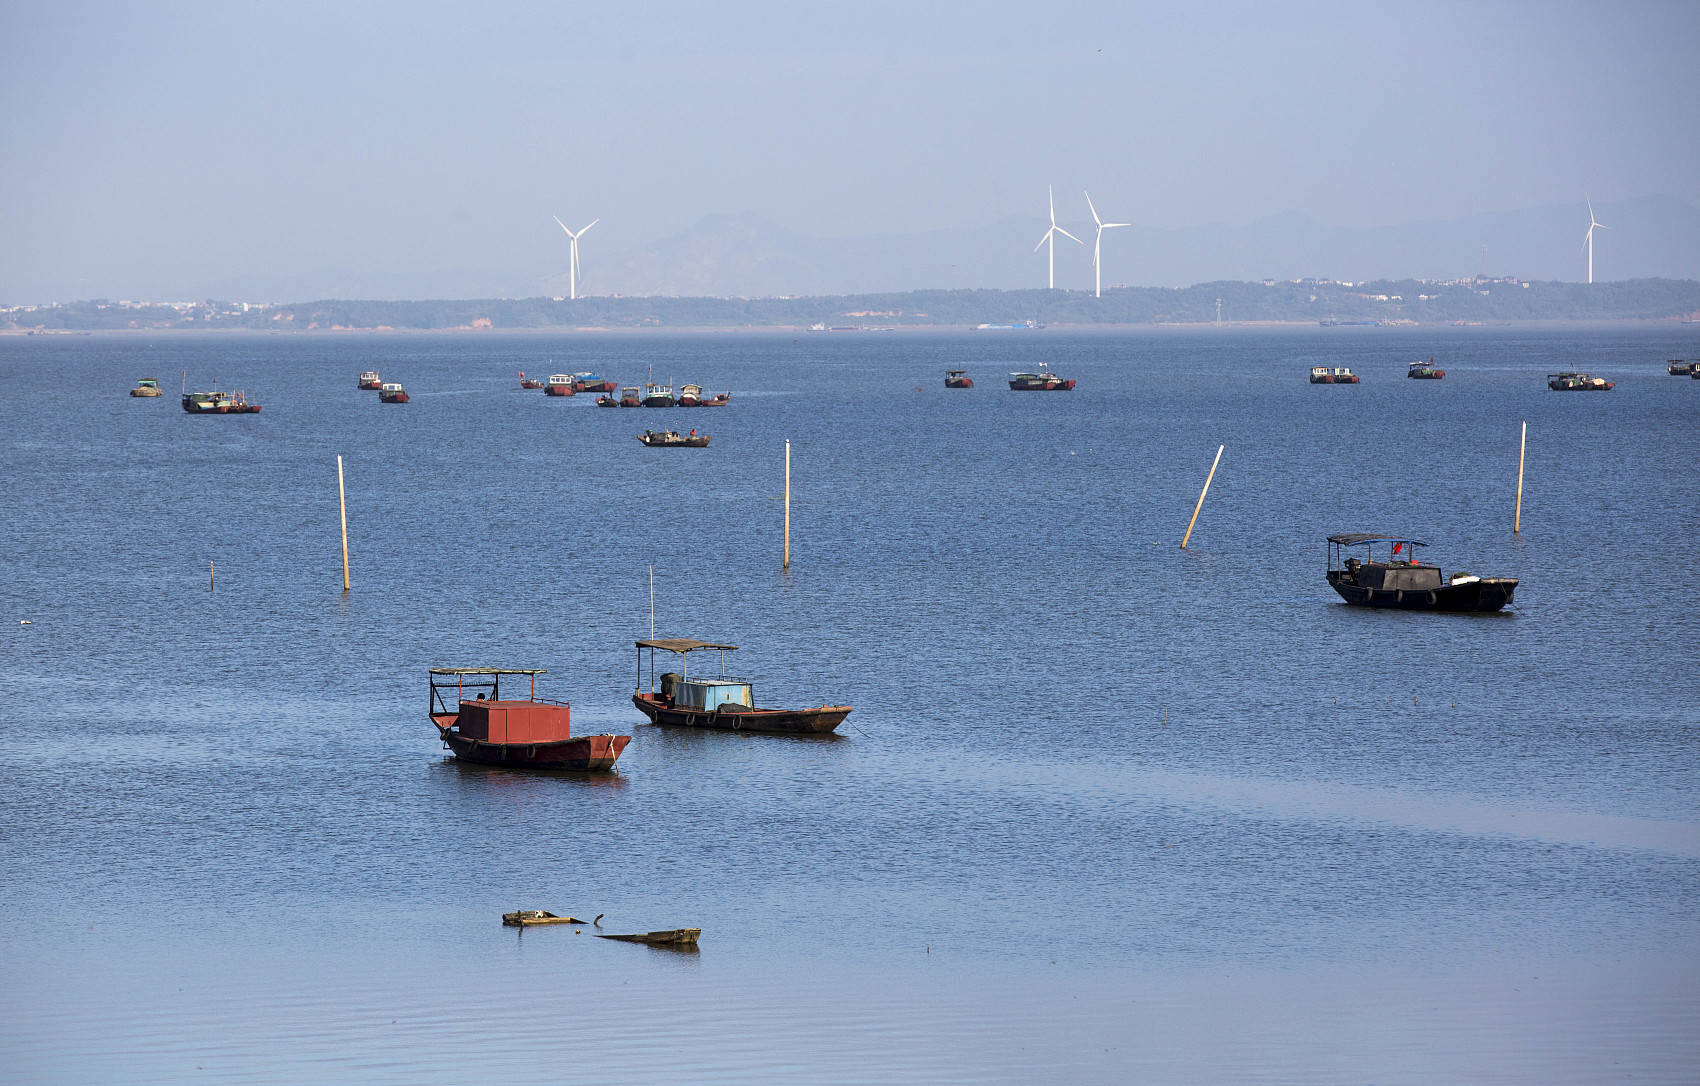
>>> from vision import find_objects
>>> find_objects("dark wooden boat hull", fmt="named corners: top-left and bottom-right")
top-left (379, 392), bottom-right (409, 403)
top-left (638, 434), bottom-right (710, 447)
top-left (440, 730), bottom-right (630, 770)
top-left (545, 385), bottom-right (576, 396)
top-left (945, 378), bottom-right (973, 388)
top-left (632, 692), bottom-right (850, 734)
top-left (596, 928), bottom-right (700, 946)
top-left (1327, 573), bottom-right (1517, 612)
top-left (1407, 371), bottom-right (1444, 379)
top-left (521, 380), bottom-right (545, 389)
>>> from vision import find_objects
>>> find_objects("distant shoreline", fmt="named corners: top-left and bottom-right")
top-left (6, 317), bottom-right (1697, 338)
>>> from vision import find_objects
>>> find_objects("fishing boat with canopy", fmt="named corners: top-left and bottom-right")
top-left (1325, 534), bottom-right (1517, 612)
top-left (429, 667), bottom-right (631, 770)
top-left (631, 639), bottom-right (852, 734)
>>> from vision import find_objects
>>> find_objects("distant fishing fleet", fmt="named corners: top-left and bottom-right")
top-left (137, 345), bottom-right (1697, 777)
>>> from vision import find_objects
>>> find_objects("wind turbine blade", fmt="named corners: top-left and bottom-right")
top-left (1103, 221), bottom-right (1131, 230)
top-left (1055, 227), bottom-right (1084, 245)
top-left (1586, 194), bottom-right (1595, 221)
top-left (553, 215), bottom-right (573, 236)
top-left (579, 218), bottom-right (600, 235)
top-left (1034, 229), bottom-right (1053, 253)
top-left (1084, 190), bottom-right (1102, 227)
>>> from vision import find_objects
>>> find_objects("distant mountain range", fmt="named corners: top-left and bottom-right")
top-left (549, 195), bottom-right (1700, 299)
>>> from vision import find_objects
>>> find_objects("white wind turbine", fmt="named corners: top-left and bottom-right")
top-left (1083, 190), bottom-right (1131, 299)
top-left (1582, 196), bottom-right (1607, 284)
top-left (1033, 186), bottom-right (1082, 290)
top-left (552, 214), bottom-right (600, 300)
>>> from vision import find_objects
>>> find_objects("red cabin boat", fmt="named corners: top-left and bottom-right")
top-left (357, 370), bottom-right (382, 390)
top-left (429, 667), bottom-right (631, 770)
top-left (544, 374), bottom-right (576, 396)
top-left (945, 370), bottom-right (973, 388)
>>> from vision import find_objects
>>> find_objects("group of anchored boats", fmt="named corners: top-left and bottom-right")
top-left (429, 638), bottom-right (852, 773)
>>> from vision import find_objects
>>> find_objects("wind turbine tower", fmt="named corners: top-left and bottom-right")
top-left (1083, 191), bottom-right (1131, 299)
top-left (1034, 186), bottom-right (1082, 290)
top-left (552, 214), bottom-right (601, 300)
top-left (1582, 197), bottom-right (1607, 284)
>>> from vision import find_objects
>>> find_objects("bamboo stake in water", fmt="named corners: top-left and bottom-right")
top-left (210, 560), bottom-right (214, 591)
top-left (1514, 421), bottom-right (1526, 535)
top-left (1181, 445), bottom-right (1224, 549)
top-left (337, 455), bottom-right (350, 592)
top-left (783, 440), bottom-right (791, 570)
top-left (649, 563), bottom-right (654, 639)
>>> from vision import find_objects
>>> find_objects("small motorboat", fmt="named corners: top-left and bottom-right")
top-left (1310, 366), bottom-right (1360, 384)
top-left (945, 370), bottom-right (973, 388)
top-left (545, 374), bottom-right (576, 396)
top-left (1325, 534), bottom-right (1517, 612)
top-left (519, 371), bottom-right (544, 389)
top-left (641, 383), bottom-right (676, 408)
top-left (619, 386), bottom-right (642, 407)
top-left (675, 384), bottom-right (731, 407)
top-left (1008, 367), bottom-right (1075, 391)
top-left (596, 393), bottom-right (620, 407)
top-left (1407, 357), bottom-right (1445, 379)
top-left (379, 382), bottom-right (409, 404)
top-left (1666, 360), bottom-right (1692, 376)
top-left (429, 667), bottom-right (630, 771)
top-left (1548, 372), bottom-right (1613, 391)
top-left (638, 429), bottom-right (710, 447)
top-left (357, 370), bottom-right (382, 390)
top-left (570, 372), bottom-right (618, 394)
top-left (632, 638), bottom-right (852, 734)
top-left (130, 378), bottom-right (163, 397)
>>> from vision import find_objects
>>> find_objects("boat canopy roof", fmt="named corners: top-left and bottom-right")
top-left (635, 638), bottom-right (738, 654)
top-left (430, 667), bottom-right (547, 676)
top-left (1327, 533), bottom-right (1428, 547)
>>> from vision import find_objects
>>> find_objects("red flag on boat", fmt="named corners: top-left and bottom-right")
top-left (1392, 542), bottom-right (1403, 554)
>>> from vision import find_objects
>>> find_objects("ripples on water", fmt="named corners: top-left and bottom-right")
top-left (1, 327), bottom-right (1697, 1083)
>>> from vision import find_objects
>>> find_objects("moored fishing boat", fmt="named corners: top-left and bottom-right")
top-left (1325, 534), bottom-right (1517, 612)
top-left (1008, 367), bottom-right (1075, 391)
top-left (1407, 357), bottom-right (1445, 379)
top-left (570, 372), bottom-right (618, 394)
top-left (519, 371), bottom-right (544, 389)
top-left (619, 386), bottom-right (642, 407)
top-left (379, 382), bottom-right (409, 404)
top-left (1548, 371), bottom-right (1613, 391)
top-left (638, 429), bottom-right (710, 447)
top-left (429, 667), bottom-right (630, 770)
top-left (641, 382), bottom-right (676, 407)
top-left (130, 378), bottom-right (163, 397)
top-left (182, 378), bottom-right (261, 414)
top-left (675, 384), bottom-right (731, 406)
top-left (945, 370), bottom-right (973, 388)
top-left (545, 374), bottom-right (576, 396)
top-left (1310, 366), bottom-right (1360, 384)
top-left (1665, 359), bottom-right (1697, 376)
top-left (358, 370), bottom-right (382, 390)
top-left (631, 639), bottom-right (852, 734)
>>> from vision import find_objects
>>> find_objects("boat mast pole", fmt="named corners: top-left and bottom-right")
top-left (337, 455), bottom-right (350, 592)
top-left (783, 440), bottom-right (791, 569)
top-left (1181, 445), bottom-right (1224, 549)
top-left (1514, 421), bottom-right (1526, 535)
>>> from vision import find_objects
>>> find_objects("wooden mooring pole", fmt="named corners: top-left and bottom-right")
top-left (1514, 422), bottom-right (1526, 535)
top-left (1181, 445), bottom-right (1224, 550)
top-left (783, 440), bottom-right (791, 570)
top-left (337, 455), bottom-right (350, 591)
top-left (210, 560), bottom-right (214, 591)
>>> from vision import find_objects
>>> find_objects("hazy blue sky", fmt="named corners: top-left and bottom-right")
top-left (4, 0), bottom-right (1698, 301)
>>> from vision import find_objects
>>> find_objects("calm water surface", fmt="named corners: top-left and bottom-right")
top-left (1, 326), bottom-right (1697, 1083)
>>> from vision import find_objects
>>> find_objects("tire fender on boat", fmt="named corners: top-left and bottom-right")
top-left (1427, 590), bottom-right (1437, 605)
top-left (1394, 590), bottom-right (1403, 604)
